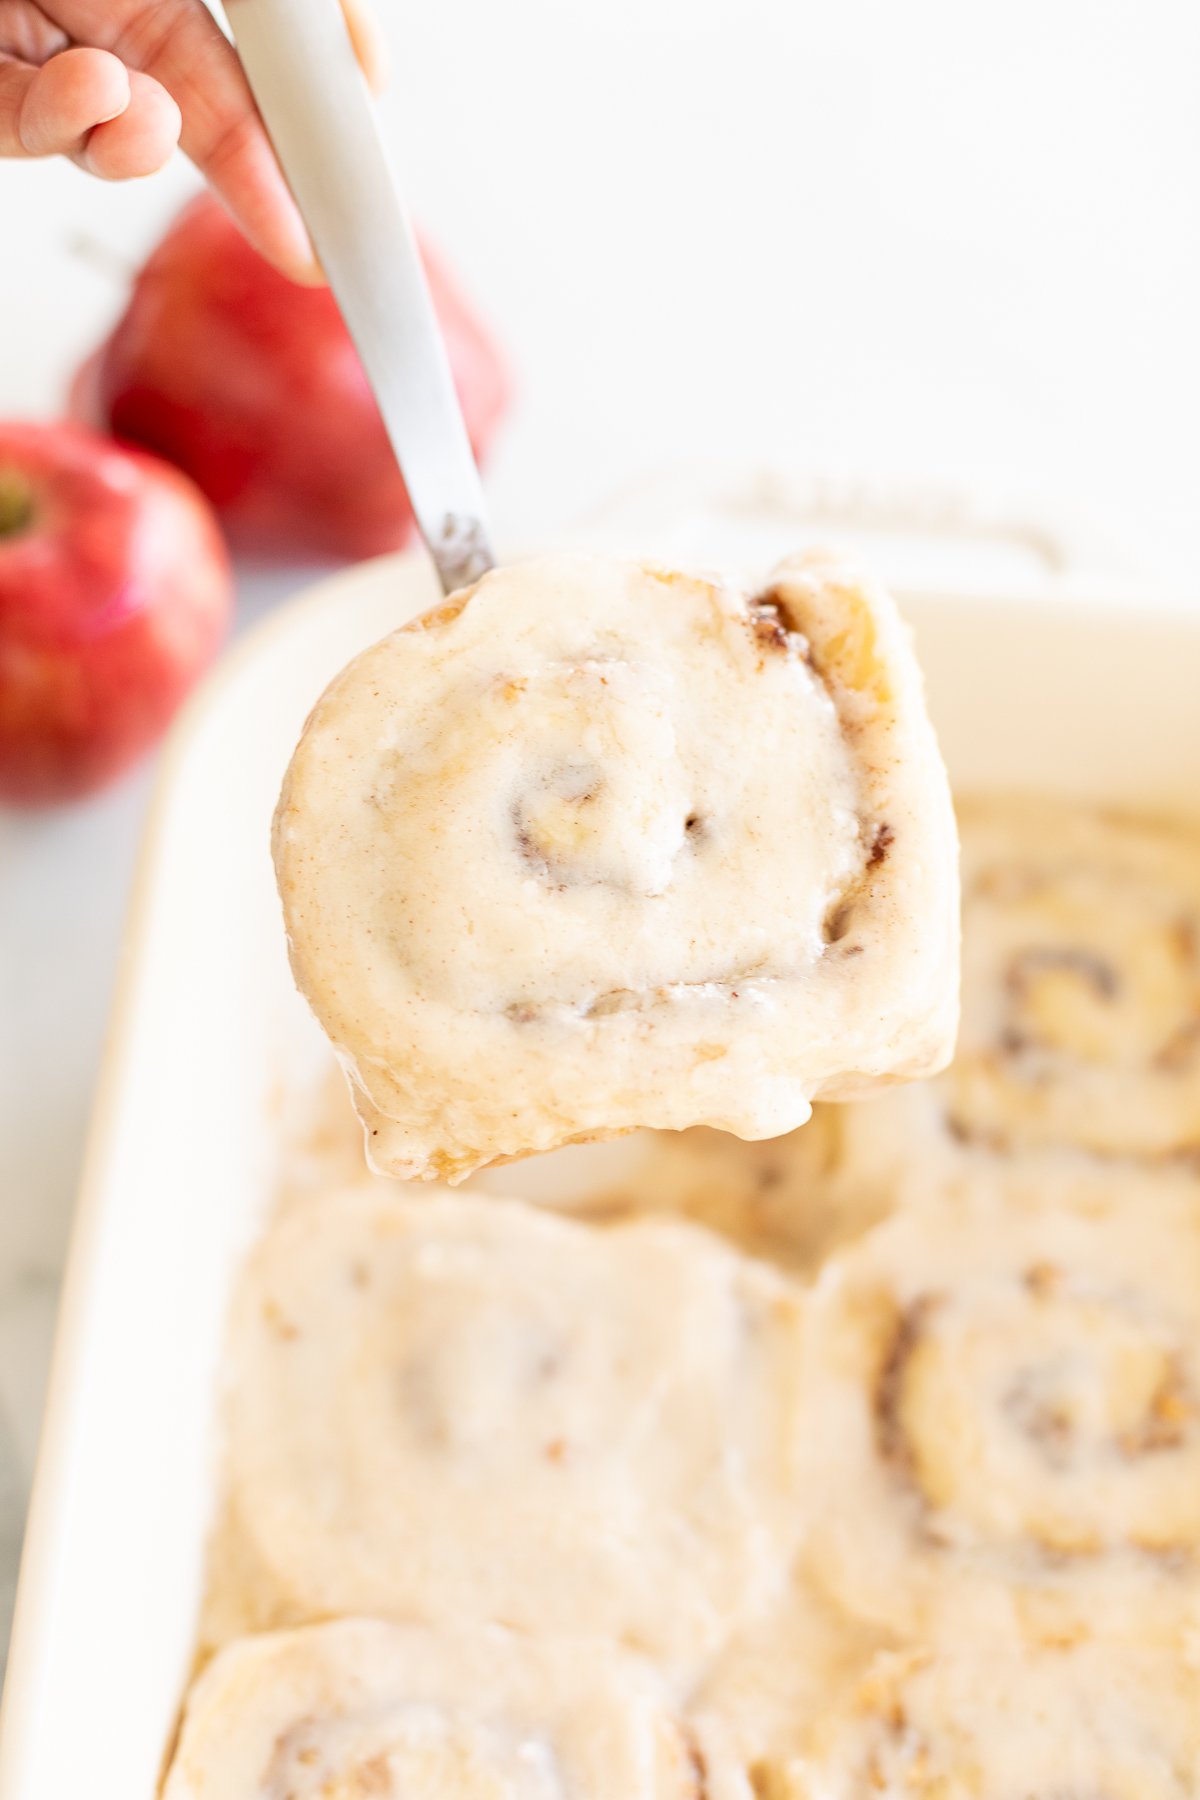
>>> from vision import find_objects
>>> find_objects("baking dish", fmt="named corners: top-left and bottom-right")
top-left (2, 480), bottom-right (1198, 1799)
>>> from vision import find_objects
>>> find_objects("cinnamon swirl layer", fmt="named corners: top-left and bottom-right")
top-left (273, 551), bottom-right (958, 1180)
top-left (796, 1184), bottom-right (1200, 1638)
top-left (951, 799), bottom-right (1200, 1161)
top-left (225, 1192), bottom-right (804, 1668)
top-left (161, 1619), bottom-right (720, 1799)
top-left (781, 1640), bottom-right (1200, 1798)
top-left (821, 798), bottom-right (1200, 1204)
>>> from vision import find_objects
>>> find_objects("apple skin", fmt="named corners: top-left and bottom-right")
top-left (76, 196), bottom-right (511, 562)
top-left (0, 421), bottom-right (233, 807)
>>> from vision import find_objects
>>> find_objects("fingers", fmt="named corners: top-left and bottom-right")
top-left (198, 108), bottom-right (321, 284)
top-left (79, 67), bottom-right (180, 179)
top-left (0, 1), bottom-right (69, 64)
top-left (0, 43), bottom-right (128, 158)
top-left (342, 0), bottom-right (390, 95)
top-left (54, 0), bottom-right (318, 281)
top-left (0, 43), bottom-right (180, 178)
top-left (125, 0), bottom-right (321, 281)
top-left (10, 0), bottom-right (387, 280)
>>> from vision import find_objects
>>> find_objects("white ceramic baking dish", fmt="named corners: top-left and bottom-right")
top-left (2, 481), bottom-right (1198, 1799)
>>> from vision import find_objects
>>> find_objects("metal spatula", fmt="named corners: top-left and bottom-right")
top-left (224, 0), bottom-right (495, 595)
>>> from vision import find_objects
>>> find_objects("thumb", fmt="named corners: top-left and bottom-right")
top-left (0, 45), bottom-right (129, 159)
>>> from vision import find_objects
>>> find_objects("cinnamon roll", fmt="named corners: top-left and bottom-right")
top-left (952, 798), bottom-right (1200, 1161)
top-left (822, 798), bottom-right (1200, 1203)
top-left (691, 1573), bottom-right (888, 1778)
top-left (161, 1619), bottom-right (723, 1799)
top-left (781, 1640), bottom-right (1200, 1798)
top-left (533, 1114), bottom-right (888, 1278)
top-left (795, 1184), bottom-right (1200, 1639)
top-left (225, 1192), bottom-right (804, 1668)
top-left (273, 551), bottom-right (958, 1181)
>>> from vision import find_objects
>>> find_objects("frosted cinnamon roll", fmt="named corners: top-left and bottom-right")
top-left (951, 798), bottom-right (1200, 1160)
top-left (273, 551), bottom-right (958, 1180)
top-left (824, 798), bottom-right (1200, 1201)
top-left (796, 1186), bottom-right (1200, 1638)
top-left (225, 1192), bottom-right (804, 1668)
top-left (530, 1115), bottom-right (888, 1278)
top-left (780, 1640), bottom-right (1200, 1798)
top-left (691, 1573), bottom-right (888, 1779)
top-left (161, 1619), bottom-right (721, 1799)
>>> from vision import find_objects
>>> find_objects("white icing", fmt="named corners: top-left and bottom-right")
top-left (274, 551), bottom-right (958, 1179)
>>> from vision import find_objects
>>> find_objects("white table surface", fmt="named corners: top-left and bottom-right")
top-left (1, 0), bottom-right (1199, 1660)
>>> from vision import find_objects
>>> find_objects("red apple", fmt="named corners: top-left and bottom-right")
top-left (0, 422), bottom-right (233, 807)
top-left (74, 195), bottom-right (510, 562)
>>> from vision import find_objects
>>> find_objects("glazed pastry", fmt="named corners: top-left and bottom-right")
top-left (951, 798), bottom-right (1200, 1159)
top-left (795, 1181), bottom-right (1200, 1638)
top-left (691, 1572), bottom-right (888, 1779)
top-left (196, 1495), bottom-right (296, 1655)
top-left (273, 1057), bottom-right (389, 1208)
top-left (780, 1640), bottom-right (1200, 1797)
top-left (507, 1114), bottom-right (890, 1279)
top-left (225, 1192), bottom-right (804, 1668)
top-left (160, 1618), bottom-right (724, 1799)
top-left (289, 1066), bottom-right (880, 1280)
top-left (273, 551), bottom-right (958, 1180)
top-left (820, 797), bottom-right (1200, 1206)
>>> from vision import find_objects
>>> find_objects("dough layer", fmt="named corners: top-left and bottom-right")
top-left (162, 1618), bottom-right (720, 1799)
top-left (795, 1181), bottom-right (1200, 1639)
top-left (274, 551), bottom-right (958, 1179)
top-left (226, 1191), bottom-right (805, 1669)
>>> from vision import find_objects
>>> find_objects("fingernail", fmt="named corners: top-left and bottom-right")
top-left (93, 95), bottom-right (130, 126)
top-left (276, 200), bottom-right (325, 285)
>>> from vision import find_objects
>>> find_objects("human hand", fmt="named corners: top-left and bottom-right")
top-left (0, 0), bottom-right (384, 281)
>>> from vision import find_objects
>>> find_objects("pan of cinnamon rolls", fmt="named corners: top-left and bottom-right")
top-left (160, 549), bottom-right (1200, 1797)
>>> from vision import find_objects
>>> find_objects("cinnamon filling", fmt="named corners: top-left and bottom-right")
top-left (871, 1280), bottom-right (1200, 1561)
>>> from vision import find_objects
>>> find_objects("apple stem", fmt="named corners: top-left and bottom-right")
top-left (0, 473), bottom-right (33, 539)
top-left (67, 231), bottom-right (138, 286)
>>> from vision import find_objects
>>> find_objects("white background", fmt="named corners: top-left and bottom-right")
top-left (1, 0), bottom-right (1199, 1599)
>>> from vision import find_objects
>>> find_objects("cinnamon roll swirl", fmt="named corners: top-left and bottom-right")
top-left (820, 798), bottom-right (1200, 1204)
top-left (161, 1619), bottom-right (722, 1799)
top-left (273, 552), bottom-right (958, 1181)
top-left (796, 1185), bottom-right (1200, 1638)
top-left (781, 1640), bottom-right (1200, 1798)
top-left (225, 1192), bottom-right (804, 1668)
top-left (950, 798), bottom-right (1200, 1161)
